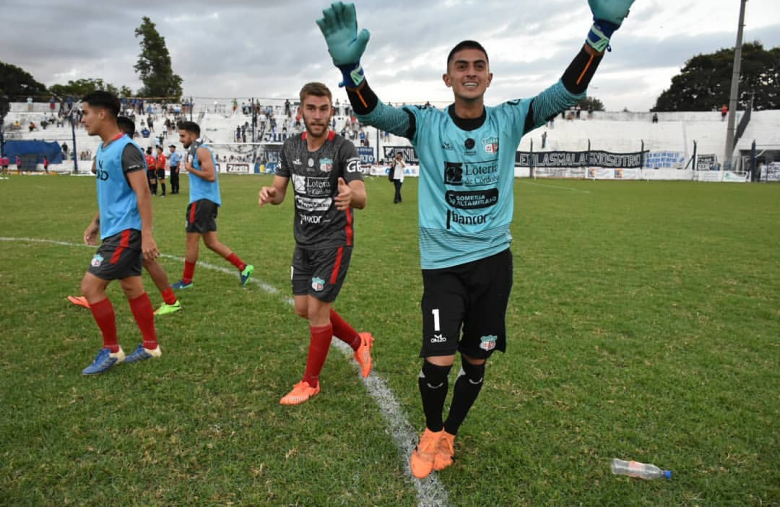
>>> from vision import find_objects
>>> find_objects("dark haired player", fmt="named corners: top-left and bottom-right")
top-left (318, 0), bottom-right (636, 478)
top-left (78, 91), bottom-right (162, 374)
top-left (172, 121), bottom-right (254, 288)
top-left (259, 82), bottom-right (373, 405)
top-left (69, 116), bottom-right (182, 316)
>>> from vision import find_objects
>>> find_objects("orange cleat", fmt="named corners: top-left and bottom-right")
top-left (279, 381), bottom-right (320, 405)
top-left (68, 296), bottom-right (90, 309)
top-left (354, 332), bottom-right (374, 378)
top-left (433, 431), bottom-right (456, 471)
top-left (410, 428), bottom-right (443, 479)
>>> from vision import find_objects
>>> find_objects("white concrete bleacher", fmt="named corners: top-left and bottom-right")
top-left (4, 99), bottom-right (779, 174)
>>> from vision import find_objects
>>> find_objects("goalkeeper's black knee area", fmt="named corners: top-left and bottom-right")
top-left (459, 359), bottom-right (485, 384)
top-left (420, 360), bottom-right (451, 389)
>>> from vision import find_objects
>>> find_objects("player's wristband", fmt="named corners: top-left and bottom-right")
top-left (586, 19), bottom-right (619, 53)
top-left (337, 62), bottom-right (366, 88)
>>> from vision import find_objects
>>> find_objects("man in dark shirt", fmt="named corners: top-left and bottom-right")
top-left (259, 82), bottom-right (374, 406)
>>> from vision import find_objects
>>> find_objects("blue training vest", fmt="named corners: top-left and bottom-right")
top-left (95, 134), bottom-right (142, 239)
top-left (187, 143), bottom-right (221, 206)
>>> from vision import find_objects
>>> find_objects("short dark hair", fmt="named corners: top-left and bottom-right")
top-left (446, 40), bottom-right (489, 68)
top-left (179, 121), bottom-right (200, 136)
top-left (82, 91), bottom-right (120, 118)
top-left (169, 145), bottom-right (176, 149)
top-left (299, 82), bottom-right (332, 105)
top-left (116, 116), bottom-right (135, 137)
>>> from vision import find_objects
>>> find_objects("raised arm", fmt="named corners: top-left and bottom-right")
top-left (317, 2), bottom-right (412, 138)
top-left (524, 0), bottom-right (636, 133)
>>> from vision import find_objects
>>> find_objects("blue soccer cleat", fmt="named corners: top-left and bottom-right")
top-left (82, 347), bottom-right (125, 375)
top-left (240, 264), bottom-right (254, 286)
top-left (171, 279), bottom-right (193, 290)
top-left (124, 344), bottom-right (162, 364)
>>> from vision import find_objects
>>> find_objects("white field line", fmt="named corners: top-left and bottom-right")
top-left (0, 236), bottom-right (450, 507)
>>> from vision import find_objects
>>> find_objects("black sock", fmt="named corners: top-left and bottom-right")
top-left (161, 183), bottom-right (166, 196)
top-left (444, 359), bottom-right (485, 435)
top-left (418, 361), bottom-right (451, 432)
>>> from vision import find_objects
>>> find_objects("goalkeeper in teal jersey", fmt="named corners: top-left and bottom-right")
top-left (318, 0), bottom-right (636, 479)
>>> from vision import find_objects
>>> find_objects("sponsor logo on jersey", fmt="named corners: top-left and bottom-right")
top-left (442, 142), bottom-right (454, 151)
top-left (346, 158), bottom-right (360, 173)
top-left (91, 253), bottom-right (104, 267)
top-left (482, 137), bottom-right (499, 154)
top-left (444, 162), bottom-right (463, 185)
top-left (293, 158), bottom-right (302, 166)
top-left (311, 277), bottom-right (325, 291)
top-left (300, 214), bottom-right (322, 225)
top-left (295, 195), bottom-right (332, 212)
top-left (319, 157), bottom-right (333, 173)
top-left (446, 210), bottom-right (490, 229)
top-left (479, 335), bottom-right (497, 351)
top-left (445, 189), bottom-right (499, 209)
top-left (292, 174), bottom-right (306, 193)
top-left (430, 334), bottom-right (447, 344)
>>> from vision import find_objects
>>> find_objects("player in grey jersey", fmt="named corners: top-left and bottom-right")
top-left (259, 82), bottom-right (374, 406)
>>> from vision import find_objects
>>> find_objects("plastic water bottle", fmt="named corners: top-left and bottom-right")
top-left (611, 459), bottom-right (672, 480)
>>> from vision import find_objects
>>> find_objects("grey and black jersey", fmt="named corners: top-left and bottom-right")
top-left (277, 131), bottom-right (362, 249)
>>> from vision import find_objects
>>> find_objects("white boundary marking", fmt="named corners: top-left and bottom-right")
top-left (0, 236), bottom-right (450, 507)
top-left (519, 180), bottom-right (591, 193)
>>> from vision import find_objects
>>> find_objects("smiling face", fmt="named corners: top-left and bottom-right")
top-left (443, 48), bottom-right (493, 103)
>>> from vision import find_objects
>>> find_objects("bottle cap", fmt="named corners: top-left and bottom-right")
top-left (664, 470), bottom-right (672, 479)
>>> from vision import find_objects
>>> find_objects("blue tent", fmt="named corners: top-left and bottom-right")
top-left (3, 140), bottom-right (64, 165)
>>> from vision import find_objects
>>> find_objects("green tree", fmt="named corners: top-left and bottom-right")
top-left (134, 17), bottom-right (183, 99)
top-left (49, 78), bottom-right (119, 98)
top-left (653, 42), bottom-right (779, 112)
top-left (0, 61), bottom-right (48, 121)
top-left (119, 86), bottom-right (134, 98)
top-left (578, 96), bottom-right (605, 112)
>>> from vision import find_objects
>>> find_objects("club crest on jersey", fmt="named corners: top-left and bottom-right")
top-left (482, 137), bottom-right (499, 154)
top-left (91, 254), bottom-right (104, 267)
top-left (308, 158), bottom-right (314, 168)
top-left (319, 158), bottom-right (333, 173)
top-left (479, 335), bottom-right (497, 351)
top-left (311, 277), bottom-right (325, 291)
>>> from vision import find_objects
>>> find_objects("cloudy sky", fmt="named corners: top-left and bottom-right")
top-left (2, 0), bottom-right (778, 111)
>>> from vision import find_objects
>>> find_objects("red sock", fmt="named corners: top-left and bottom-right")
top-left (90, 298), bottom-right (119, 353)
top-left (161, 287), bottom-right (177, 305)
top-left (182, 260), bottom-right (196, 284)
top-left (330, 308), bottom-right (361, 350)
top-left (302, 324), bottom-right (333, 388)
top-left (129, 292), bottom-right (158, 350)
top-left (225, 252), bottom-right (246, 271)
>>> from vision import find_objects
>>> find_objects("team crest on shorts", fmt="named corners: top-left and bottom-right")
top-left (319, 158), bottom-right (333, 173)
top-left (479, 335), bottom-right (497, 351)
top-left (91, 254), bottom-right (104, 267)
top-left (311, 277), bottom-right (325, 291)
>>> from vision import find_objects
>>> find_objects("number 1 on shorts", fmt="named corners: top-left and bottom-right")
top-left (432, 308), bottom-right (440, 332)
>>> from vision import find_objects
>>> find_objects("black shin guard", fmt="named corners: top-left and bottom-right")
top-left (418, 361), bottom-right (452, 432)
top-left (444, 359), bottom-right (485, 435)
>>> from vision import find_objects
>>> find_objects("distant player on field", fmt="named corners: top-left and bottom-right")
top-left (78, 91), bottom-right (162, 375)
top-left (172, 121), bottom-right (254, 289)
top-left (155, 146), bottom-right (167, 197)
top-left (259, 82), bottom-right (373, 405)
top-left (318, 0), bottom-right (636, 478)
top-left (68, 116), bottom-right (182, 316)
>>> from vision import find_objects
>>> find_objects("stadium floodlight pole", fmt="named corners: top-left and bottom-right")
top-left (724, 0), bottom-right (747, 169)
top-left (190, 96), bottom-right (193, 121)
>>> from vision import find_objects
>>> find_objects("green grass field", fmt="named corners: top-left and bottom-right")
top-left (1, 173), bottom-right (778, 507)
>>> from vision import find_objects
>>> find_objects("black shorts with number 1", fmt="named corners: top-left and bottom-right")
top-left (420, 248), bottom-right (513, 360)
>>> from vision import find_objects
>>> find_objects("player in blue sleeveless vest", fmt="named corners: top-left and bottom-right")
top-left (318, 0), bottom-right (637, 478)
top-left (68, 116), bottom-right (182, 316)
top-left (172, 121), bottom-right (254, 289)
top-left (79, 91), bottom-right (162, 375)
